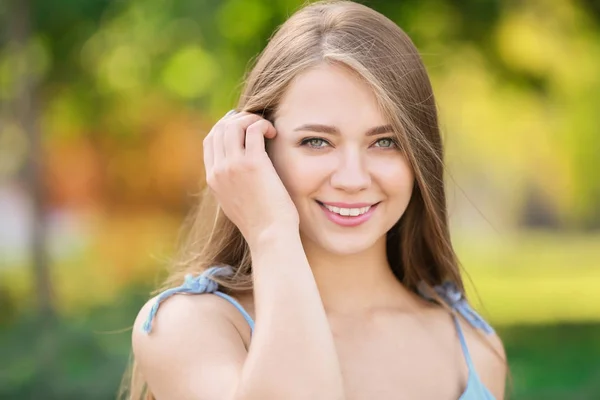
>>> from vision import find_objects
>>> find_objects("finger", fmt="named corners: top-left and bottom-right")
top-left (203, 133), bottom-right (214, 174)
top-left (212, 123), bottom-right (226, 166)
top-left (217, 109), bottom-right (237, 124)
top-left (245, 119), bottom-right (277, 155)
top-left (213, 112), bottom-right (261, 162)
top-left (232, 113), bottom-right (264, 130)
top-left (221, 113), bottom-right (263, 155)
top-left (208, 110), bottom-right (245, 172)
top-left (223, 121), bottom-right (245, 159)
top-left (228, 114), bottom-right (265, 151)
top-left (220, 110), bottom-right (249, 124)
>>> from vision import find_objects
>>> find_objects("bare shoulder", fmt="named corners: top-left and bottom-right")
top-left (132, 291), bottom-right (252, 344)
top-left (458, 317), bottom-right (507, 399)
top-left (131, 292), bottom-right (252, 399)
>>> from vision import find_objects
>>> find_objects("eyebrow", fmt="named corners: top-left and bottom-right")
top-left (293, 123), bottom-right (394, 136)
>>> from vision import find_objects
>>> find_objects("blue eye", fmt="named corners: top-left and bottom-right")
top-left (300, 136), bottom-right (398, 150)
top-left (301, 137), bottom-right (330, 148)
top-left (374, 137), bottom-right (397, 148)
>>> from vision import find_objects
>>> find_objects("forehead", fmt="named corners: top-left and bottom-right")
top-left (275, 63), bottom-right (387, 132)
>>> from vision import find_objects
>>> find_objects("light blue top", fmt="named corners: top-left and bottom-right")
top-left (143, 265), bottom-right (495, 400)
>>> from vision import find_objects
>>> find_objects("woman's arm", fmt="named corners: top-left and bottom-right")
top-left (132, 112), bottom-right (345, 400)
top-left (131, 228), bottom-right (345, 400)
top-left (239, 226), bottom-right (345, 400)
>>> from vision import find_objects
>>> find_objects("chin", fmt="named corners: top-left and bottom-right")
top-left (304, 230), bottom-right (383, 256)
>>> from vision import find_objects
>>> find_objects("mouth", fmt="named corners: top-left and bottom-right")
top-left (316, 200), bottom-right (380, 227)
top-left (316, 200), bottom-right (377, 216)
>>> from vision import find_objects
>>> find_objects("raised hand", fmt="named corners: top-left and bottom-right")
top-left (203, 111), bottom-right (300, 246)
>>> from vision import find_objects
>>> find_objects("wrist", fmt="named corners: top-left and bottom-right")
top-left (248, 223), bottom-right (301, 251)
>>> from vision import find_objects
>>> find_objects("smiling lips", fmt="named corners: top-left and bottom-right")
top-left (317, 201), bottom-right (379, 227)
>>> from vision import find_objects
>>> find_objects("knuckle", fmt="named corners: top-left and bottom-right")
top-left (238, 158), bottom-right (256, 171)
top-left (205, 172), bottom-right (217, 188)
top-left (223, 120), bottom-right (236, 132)
top-left (247, 119), bottom-right (265, 130)
top-left (245, 125), bottom-right (261, 136)
top-left (231, 157), bottom-right (250, 173)
top-left (211, 164), bottom-right (227, 179)
top-left (211, 120), bottom-right (225, 133)
top-left (252, 119), bottom-right (272, 133)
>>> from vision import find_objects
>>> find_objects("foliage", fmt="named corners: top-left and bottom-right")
top-left (1, 0), bottom-right (599, 227)
top-left (1, 0), bottom-right (600, 398)
top-left (0, 287), bottom-right (145, 400)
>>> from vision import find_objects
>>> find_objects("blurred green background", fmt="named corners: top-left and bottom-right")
top-left (1, 0), bottom-right (599, 398)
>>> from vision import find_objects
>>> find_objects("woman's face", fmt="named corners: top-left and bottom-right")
top-left (268, 63), bottom-right (414, 256)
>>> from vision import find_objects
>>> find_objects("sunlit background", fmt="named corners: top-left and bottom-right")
top-left (1, 0), bottom-right (599, 398)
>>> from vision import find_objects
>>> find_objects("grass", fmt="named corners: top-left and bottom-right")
top-left (455, 231), bottom-right (600, 325)
top-left (500, 323), bottom-right (600, 399)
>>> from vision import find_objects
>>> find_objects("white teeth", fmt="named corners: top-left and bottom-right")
top-left (324, 204), bottom-right (371, 216)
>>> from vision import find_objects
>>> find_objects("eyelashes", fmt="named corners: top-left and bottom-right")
top-left (372, 137), bottom-right (397, 149)
top-left (300, 137), bottom-right (329, 148)
top-left (299, 136), bottom-right (400, 150)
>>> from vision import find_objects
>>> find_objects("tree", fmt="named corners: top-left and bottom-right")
top-left (8, 0), bottom-right (55, 323)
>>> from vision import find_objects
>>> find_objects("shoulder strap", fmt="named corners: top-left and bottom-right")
top-left (142, 265), bottom-right (252, 334)
top-left (418, 281), bottom-right (494, 385)
top-left (452, 314), bottom-right (477, 372)
top-left (417, 280), bottom-right (494, 335)
top-left (213, 291), bottom-right (255, 333)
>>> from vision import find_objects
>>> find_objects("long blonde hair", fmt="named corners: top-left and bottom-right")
top-left (120, 1), bottom-right (464, 398)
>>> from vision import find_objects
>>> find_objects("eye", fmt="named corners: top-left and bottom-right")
top-left (300, 137), bottom-right (330, 149)
top-left (373, 137), bottom-right (398, 148)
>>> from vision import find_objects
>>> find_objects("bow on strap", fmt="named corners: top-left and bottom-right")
top-left (417, 281), bottom-right (494, 335)
top-left (142, 265), bottom-right (233, 334)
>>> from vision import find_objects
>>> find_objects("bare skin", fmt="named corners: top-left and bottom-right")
top-left (132, 63), bottom-right (506, 399)
top-left (230, 291), bottom-right (506, 400)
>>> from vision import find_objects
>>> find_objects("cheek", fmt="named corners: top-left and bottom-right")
top-left (269, 146), bottom-right (325, 198)
top-left (373, 157), bottom-right (414, 196)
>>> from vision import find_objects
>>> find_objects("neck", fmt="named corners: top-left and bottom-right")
top-left (300, 234), bottom-right (416, 316)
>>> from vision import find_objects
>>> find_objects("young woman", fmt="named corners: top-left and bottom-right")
top-left (125, 1), bottom-right (507, 399)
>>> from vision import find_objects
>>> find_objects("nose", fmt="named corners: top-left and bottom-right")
top-left (330, 149), bottom-right (371, 193)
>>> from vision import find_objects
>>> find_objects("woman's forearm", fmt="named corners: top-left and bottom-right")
top-left (234, 226), bottom-right (345, 400)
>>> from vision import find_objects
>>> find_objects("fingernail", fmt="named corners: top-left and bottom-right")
top-left (225, 109), bottom-right (237, 117)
